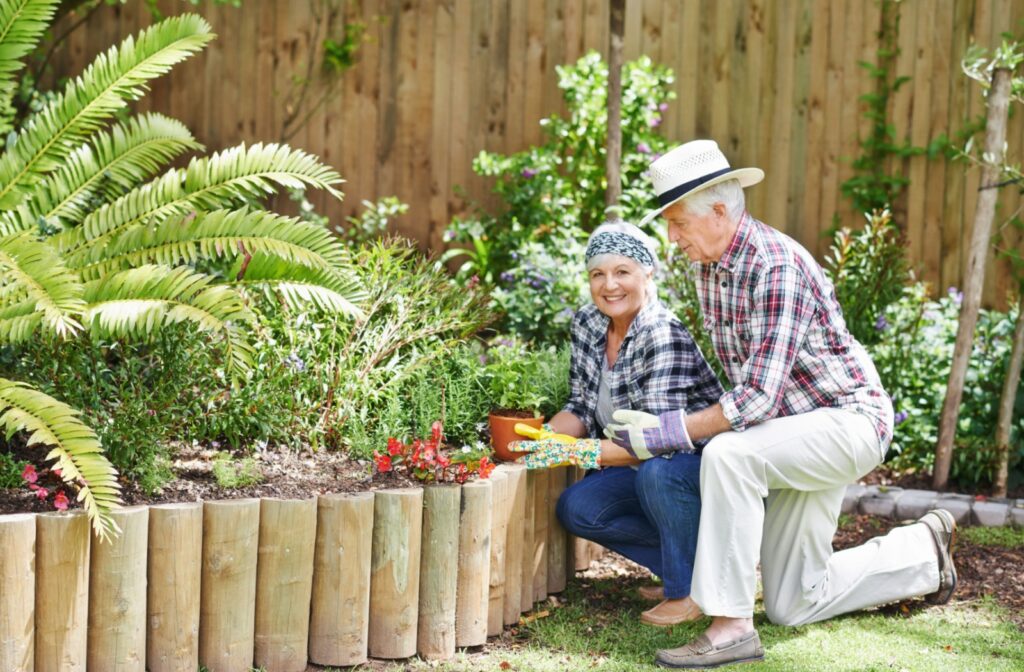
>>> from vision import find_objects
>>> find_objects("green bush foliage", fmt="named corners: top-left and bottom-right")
top-left (0, 451), bottom-right (27, 488)
top-left (211, 453), bottom-right (263, 489)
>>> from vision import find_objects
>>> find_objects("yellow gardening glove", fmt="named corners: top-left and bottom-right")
top-left (514, 422), bottom-right (577, 444)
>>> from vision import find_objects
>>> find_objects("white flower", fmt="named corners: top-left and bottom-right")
top-left (461, 445), bottom-right (472, 454)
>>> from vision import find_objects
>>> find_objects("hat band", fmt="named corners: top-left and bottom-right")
top-left (657, 166), bottom-right (734, 207)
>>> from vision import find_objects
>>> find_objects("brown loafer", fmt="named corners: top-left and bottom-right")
top-left (919, 509), bottom-right (957, 605)
top-left (640, 597), bottom-right (703, 627)
top-left (638, 584), bottom-right (665, 601)
top-left (656, 631), bottom-right (764, 669)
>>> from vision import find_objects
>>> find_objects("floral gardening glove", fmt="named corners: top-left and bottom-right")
top-left (604, 409), bottom-right (694, 459)
top-left (508, 438), bottom-right (602, 470)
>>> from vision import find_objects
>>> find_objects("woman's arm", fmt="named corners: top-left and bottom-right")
top-left (548, 410), bottom-right (586, 438)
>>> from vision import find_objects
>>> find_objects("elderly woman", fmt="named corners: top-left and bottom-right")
top-left (512, 221), bottom-right (722, 626)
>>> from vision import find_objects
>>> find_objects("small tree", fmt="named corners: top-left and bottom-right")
top-left (934, 41), bottom-right (1024, 490)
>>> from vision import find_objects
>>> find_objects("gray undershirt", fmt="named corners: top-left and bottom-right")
top-left (594, 358), bottom-right (614, 433)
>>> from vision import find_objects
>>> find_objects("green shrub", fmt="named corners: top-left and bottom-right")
top-left (0, 451), bottom-right (27, 488)
top-left (211, 453), bottom-right (263, 488)
top-left (481, 338), bottom-right (572, 418)
top-left (406, 343), bottom-right (491, 449)
top-left (959, 525), bottom-right (1024, 549)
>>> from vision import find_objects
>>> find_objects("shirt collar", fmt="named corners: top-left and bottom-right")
top-left (581, 298), bottom-right (663, 344)
top-left (714, 210), bottom-right (752, 273)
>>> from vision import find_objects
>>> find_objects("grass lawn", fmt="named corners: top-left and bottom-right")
top-left (392, 585), bottom-right (1022, 671)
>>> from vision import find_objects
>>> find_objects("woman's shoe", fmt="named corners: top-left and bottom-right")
top-left (640, 597), bottom-right (703, 626)
top-left (638, 585), bottom-right (665, 602)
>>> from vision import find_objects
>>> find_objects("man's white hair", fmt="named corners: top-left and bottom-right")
top-left (680, 178), bottom-right (746, 220)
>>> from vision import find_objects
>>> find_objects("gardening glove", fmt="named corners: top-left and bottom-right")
top-left (510, 438), bottom-right (602, 470)
top-left (513, 422), bottom-right (578, 444)
top-left (604, 409), bottom-right (694, 459)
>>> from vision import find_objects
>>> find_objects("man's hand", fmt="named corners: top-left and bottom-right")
top-left (604, 409), bottom-right (694, 458)
top-left (507, 438), bottom-right (602, 470)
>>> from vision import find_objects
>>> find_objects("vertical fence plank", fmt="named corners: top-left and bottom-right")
top-left (530, 469), bottom-right (550, 603)
top-left (368, 488), bottom-right (423, 659)
top-left (0, 514), bottom-right (34, 672)
top-left (456, 479), bottom-right (492, 647)
top-left (487, 470), bottom-right (510, 637)
top-left (199, 499), bottom-right (260, 672)
top-left (35, 512), bottom-right (90, 672)
top-left (546, 466), bottom-right (568, 594)
top-left (309, 492), bottom-right (374, 667)
top-left (501, 464), bottom-right (527, 625)
top-left (147, 503), bottom-right (202, 672)
top-left (417, 484), bottom-right (461, 660)
top-left (254, 498), bottom-right (316, 672)
top-left (88, 506), bottom-right (148, 672)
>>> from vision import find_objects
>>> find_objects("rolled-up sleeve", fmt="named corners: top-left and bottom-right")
top-left (720, 264), bottom-right (814, 431)
top-left (561, 315), bottom-right (592, 434)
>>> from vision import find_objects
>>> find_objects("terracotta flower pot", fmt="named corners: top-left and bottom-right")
top-left (488, 411), bottom-right (543, 462)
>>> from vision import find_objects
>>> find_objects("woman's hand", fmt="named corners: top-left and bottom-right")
top-left (510, 438), bottom-right (602, 470)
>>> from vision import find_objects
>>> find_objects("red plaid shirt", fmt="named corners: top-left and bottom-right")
top-left (695, 213), bottom-right (893, 450)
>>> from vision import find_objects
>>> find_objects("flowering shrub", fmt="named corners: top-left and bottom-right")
top-left (373, 422), bottom-right (495, 484)
top-left (20, 464), bottom-right (70, 511)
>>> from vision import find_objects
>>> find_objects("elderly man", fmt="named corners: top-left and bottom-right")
top-left (607, 139), bottom-right (956, 669)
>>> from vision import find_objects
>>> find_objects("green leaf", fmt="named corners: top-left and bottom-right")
top-left (0, 232), bottom-right (84, 338)
top-left (0, 0), bottom-right (61, 135)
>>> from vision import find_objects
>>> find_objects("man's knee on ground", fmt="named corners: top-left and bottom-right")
top-left (764, 599), bottom-right (808, 627)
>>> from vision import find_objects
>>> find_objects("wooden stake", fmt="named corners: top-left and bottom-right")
top-left (254, 498), bottom-right (316, 672)
top-left (531, 469), bottom-right (550, 603)
top-left (147, 503), bottom-right (202, 672)
top-left (456, 479), bottom-right (492, 647)
top-left (199, 499), bottom-right (260, 672)
top-left (520, 468), bottom-right (536, 613)
top-left (417, 484), bottom-right (461, 660)
top-left (368, 488), bottom-right (423, 659)
top-left (309, 492), bottom-right (374, 667)
top-left (500, 464), bottom-right (526, 625)
top-left (35, 511), bottom-right (90, 672)
top-left (88, 506), bottom-right (149, 672)
top-left (546, 466), bottom-right (568, 594)
top-left (487, 470), bottom-right (510, 637)
top-left (0, 514), bottom-right (35, 672)
top-left (935, 68), bottom-right (1014, 489)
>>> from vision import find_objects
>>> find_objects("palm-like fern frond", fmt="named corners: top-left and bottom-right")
top-left (231, 252), bottom-right (367, 318)
top-left (0, 377), bottom-right (120, 539)
top-left (0, 13), bottom-right (213, 207)
top-left (83, 264), bottom-right (256, 377)
top-left (54, 142), bottom-right (344, 259)
top-left (0, 233), bottom-right (84, 338)
top-left (0, 0), bottom-right (60, 135)
top-left (71, 206), bottom-right (348, 279)
top-left (3, 113), bottom-right (202, 233)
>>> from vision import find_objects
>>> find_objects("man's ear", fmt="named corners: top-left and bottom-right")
top-left (712, 202), bottom-right (728, 219)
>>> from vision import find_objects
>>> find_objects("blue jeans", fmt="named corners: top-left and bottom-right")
top-left (555, 452), bottom-right (702, 598)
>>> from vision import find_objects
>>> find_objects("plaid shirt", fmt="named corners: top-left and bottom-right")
top-left (563, 299), bottom-right (723, 441)
top-left (695, 212), bottom-right (893, 450)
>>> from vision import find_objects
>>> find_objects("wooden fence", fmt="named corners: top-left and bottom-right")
top-left (0, 464), bottom-right (602, 671)
top-left (51, 0), bottom-right (1024, 306)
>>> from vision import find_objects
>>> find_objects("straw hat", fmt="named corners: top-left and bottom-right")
top-left (639, 140), bottom-right (763, 226)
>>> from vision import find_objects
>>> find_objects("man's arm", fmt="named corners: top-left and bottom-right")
top-left (684, 403), bottom-right (733, 442)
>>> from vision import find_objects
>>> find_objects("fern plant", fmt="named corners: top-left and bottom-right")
top-left (0, 0), bottom-right (365, 539)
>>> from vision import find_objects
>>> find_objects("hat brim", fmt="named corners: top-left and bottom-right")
top-left (638, 167), bottom-right (764, 227)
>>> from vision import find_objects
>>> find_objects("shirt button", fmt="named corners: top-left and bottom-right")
top-left (721, 280), bottom-right (728, 288)
top-left (731, 356), bottom-right (740, 363)
top-left (723, 319), bottom-right (731, 327)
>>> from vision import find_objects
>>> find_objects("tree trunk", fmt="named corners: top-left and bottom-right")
top-left (934, 67), bottom-right (1013, 490)
top-left (994, 296), bottom-right (1024, 497)
top-left (605, 0), bottom-right (626, 209)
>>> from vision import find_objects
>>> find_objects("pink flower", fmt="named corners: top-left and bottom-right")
top-left (53, 491), bottom-right (69, 511)
top-left (51, 468), bottom-right (62, 478)
top-left (431, 421), bottom-right (443, 443)
top-left (21, 464), bottom-right (37, 484)
top-left (33, 486), bottom-right (49, 501)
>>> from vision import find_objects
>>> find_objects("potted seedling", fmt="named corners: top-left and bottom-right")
top-left (482, 341), bottom-right (548, 461)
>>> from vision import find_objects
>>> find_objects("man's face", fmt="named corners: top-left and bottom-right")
top-left (663, 200), bottom-right (734, 263)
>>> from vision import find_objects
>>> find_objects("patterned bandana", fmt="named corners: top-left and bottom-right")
top-left (585, 231), bottom-right (655, 268)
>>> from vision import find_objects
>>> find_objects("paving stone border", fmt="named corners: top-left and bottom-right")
top-left (842, 484), bottom-right (1024, 527)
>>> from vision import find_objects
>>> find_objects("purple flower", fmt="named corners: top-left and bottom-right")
top-left (498, 338), bottom-right (515, 348)
top-left (521, 168), bottom-right (538, 179)
top-left (510, 251), bottom-right (519, 261)
top-left (649, 116), bottom-right (661, 128)
top-left (659, 102), bottom-right (669, 112)
top-left (947, 287), bottom-right (963, 306)
top-left (894, 410), bottom-right (908, 425)
top-left (285, 351), bottom-right (306, 372)
top-left (478, 354), bottom-right (488, 365)
top-left (875, 314), bottom-right (889, 332)
top-left (637, 141), bottom-right (652, 154)
top-left (499, 271), bottom-right (515, 284)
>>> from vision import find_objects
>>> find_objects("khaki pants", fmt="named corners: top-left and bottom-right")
top-left (690, 408), bottom-right (940, 625)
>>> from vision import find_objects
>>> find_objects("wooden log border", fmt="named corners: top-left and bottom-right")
top-left (6, 473), bottom-right (577, 668)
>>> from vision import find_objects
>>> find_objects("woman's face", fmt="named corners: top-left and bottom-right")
top-left (588, 255), bottom-right (650, 323)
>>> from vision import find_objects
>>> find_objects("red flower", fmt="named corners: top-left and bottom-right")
top-left (387, 438), bottom-right (404, 456)
top-left (436, 453), bottom-right (451, 469)
top-left (478, 456), bottom-right (495, 479)
top-left (52, 468), bottom-right (62, 478)
top-left (21, 464), bottom-right (37, 484)
top-left (431, 421), bottom-right (443, 443)
top-left (53, 491), bottom-right (69, 511)
top-left (33, 486), bottom-right (48, 501)
top-left (373, 452), bottom-right (393, 473)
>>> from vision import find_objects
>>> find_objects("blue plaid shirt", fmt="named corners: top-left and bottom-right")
top-left (563, 299), bottom-right (723, 444)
